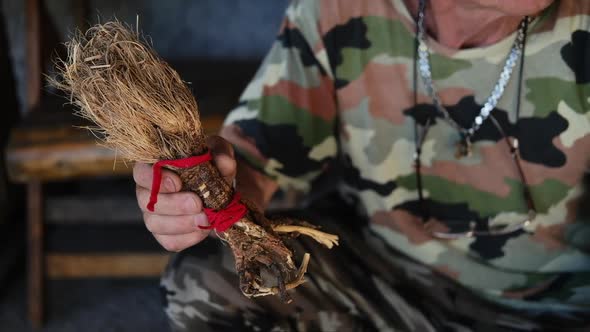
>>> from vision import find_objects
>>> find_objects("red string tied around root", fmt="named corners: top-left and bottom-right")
top-left (147, 150), bottom-right (246, 232)
top-left (200, 192), bottom-right (246, 232)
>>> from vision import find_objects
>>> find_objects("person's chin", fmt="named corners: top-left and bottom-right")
top-left (476, 0), bottom-right (555, 17)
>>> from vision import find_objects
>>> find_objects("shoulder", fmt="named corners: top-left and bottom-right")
top-left (553, 0), bottom-right (590, 30)
top-left (284, 0), bottom-right (321, 27)
top-left (287, 0), bottom-right (406, 33)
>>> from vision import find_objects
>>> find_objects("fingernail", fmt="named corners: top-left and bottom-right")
top-left (164, 177), bottom-right (176, 191)
top-left (195, 213), bottom-right (208, 228)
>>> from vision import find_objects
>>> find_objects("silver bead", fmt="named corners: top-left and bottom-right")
top-left (507, 57), bottom-right (515, 67)
top-left (490, 94), bottom-right (499, 103)
top-left (475, 116), bottom-right (483, 125)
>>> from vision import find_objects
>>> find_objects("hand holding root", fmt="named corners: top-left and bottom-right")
top-left (49, 20), bottom-right (338, 303)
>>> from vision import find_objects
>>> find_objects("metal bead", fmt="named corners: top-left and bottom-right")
top-left (507, 57), bottom-right (515, 67)
top-left (475, 116), bottom-right (483, 125)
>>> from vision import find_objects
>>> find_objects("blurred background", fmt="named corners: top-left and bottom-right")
top-left (0, 0), bottom-right (289, 330)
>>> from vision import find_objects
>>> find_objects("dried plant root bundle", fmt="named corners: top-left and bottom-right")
top-left (50, 21), bottom-right (339, 303)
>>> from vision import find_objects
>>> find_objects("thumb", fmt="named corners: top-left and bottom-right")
top-left (206, 135), bottom-right (237, 185)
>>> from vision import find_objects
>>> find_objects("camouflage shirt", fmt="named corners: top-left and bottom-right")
top-left (221, 0), bottom-right (590, 313)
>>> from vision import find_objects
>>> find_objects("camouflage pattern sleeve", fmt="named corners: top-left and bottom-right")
top-left (220, 0), bottom-right (337, 194)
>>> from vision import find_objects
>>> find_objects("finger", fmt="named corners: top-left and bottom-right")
top-left (206, 136), bottom-right (237, 184)
top-left (154, 231), bottom-right (210, 253)
top-left (207, 135), bottom-right (235, 158)
top-left (144, 212), bottom-right (209, 235)
top-left (133, 162), bottom-right (182, 193)
top-left (136, 185), bottom-right (202, 215)
top-left (214, 153), bottom-right (237, 185)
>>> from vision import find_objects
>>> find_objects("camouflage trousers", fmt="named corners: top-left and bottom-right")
top-left (159, 200), bottom-right (590, 332)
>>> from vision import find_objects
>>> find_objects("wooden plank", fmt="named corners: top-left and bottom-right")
top-left (27, 181), bottom-right (44, 328)
top-left (45, 196), bottom-right (142, 224)
top-left (46, 253), bottom-right (170, 278)
top-left (11, 113), bottom-right (225, 146)
top-left (6, 142), bottom-right (132, 182)
top-left (11, 113), bottom-right (224, 148)
top-left (10, 125), bottom-right (95, 147)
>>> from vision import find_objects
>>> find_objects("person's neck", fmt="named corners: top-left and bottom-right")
top-left (404, 0), bottom-right (526, 49)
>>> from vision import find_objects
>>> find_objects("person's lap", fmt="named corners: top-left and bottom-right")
top-left (158, 199), bottom-right (587, 332)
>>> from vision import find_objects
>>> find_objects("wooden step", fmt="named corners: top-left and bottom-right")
top-left (46, 253), bottom-right (170, 278)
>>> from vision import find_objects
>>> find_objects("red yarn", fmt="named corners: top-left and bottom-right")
top-left (201, 192), bottom-right (247, 232)
top-left (147, 151), bottom-right (212, 212)
top-left (147, 150), bottom-right (246, 232)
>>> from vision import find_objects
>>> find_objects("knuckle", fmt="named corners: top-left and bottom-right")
top-left (180, 194), bottom-right (198, 214)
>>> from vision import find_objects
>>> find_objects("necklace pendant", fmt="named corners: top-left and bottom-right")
top-left (455, 136), bottom-right (472, 159)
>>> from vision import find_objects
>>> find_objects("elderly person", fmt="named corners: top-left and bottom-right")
top-left (133, 0), bottom-right (590, 330)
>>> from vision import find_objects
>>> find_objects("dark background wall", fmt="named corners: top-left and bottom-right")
top-left (1, 0), bottom-right (290, 113)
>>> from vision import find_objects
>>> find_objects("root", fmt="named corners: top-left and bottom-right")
top-left (249, 253), bottom-right (310, 302)
top-left (49, 20), bottom-right (206, 164)
top-left (273, 225), bottom-right (339, 249)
